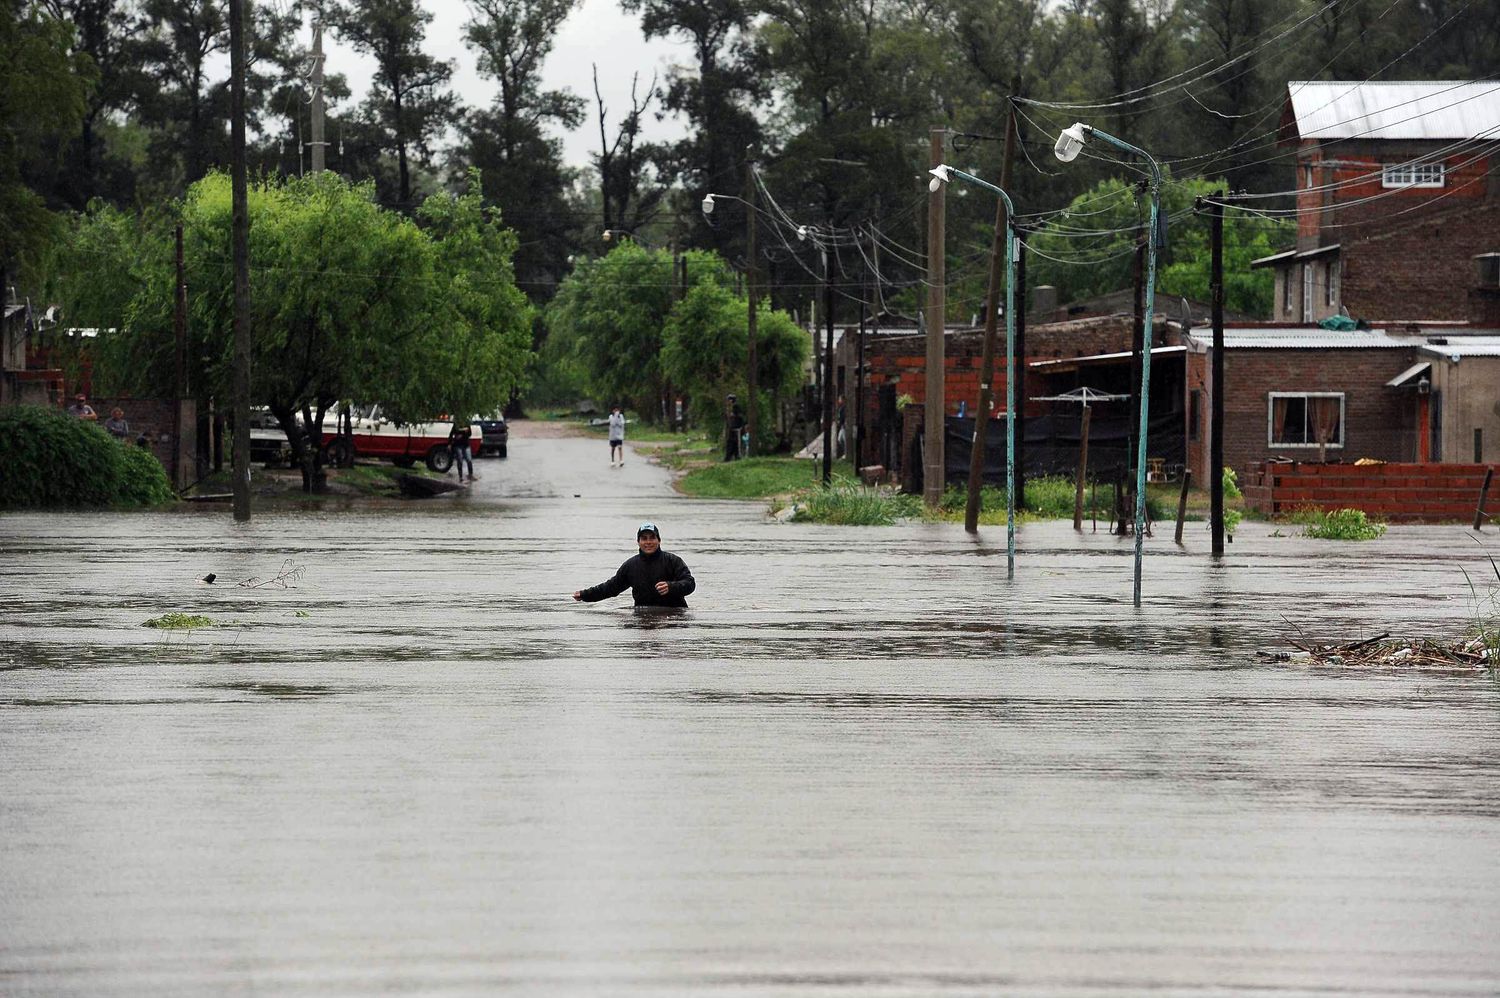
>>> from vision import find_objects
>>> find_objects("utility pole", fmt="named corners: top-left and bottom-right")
top-left (1014, 229), bottom-right (1028, 510)
top-left (1126, 230), bottom-right (1145, 527)
top-left (745, 155), bottom-right (758, 457)
top-left (924, 126), bottom-right (946, 508)
top-left (856, 268), bottom-right (866, 474)
top-left (309, 19), bottom-right (327, 173)
top-left (1209, 194), bottom-right (1226, 556)
top-left (964, 93), bottom-right (1019, 533)
top-left (174, 224), bottom-right (188, 490)
top-left (229, 0), bottom-right (251, 522)
top-left (822, 244), bottom-right (833, 485)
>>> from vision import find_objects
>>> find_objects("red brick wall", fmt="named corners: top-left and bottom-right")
top-left (1190, 347), bottom-right (1422, 483)
top-left (1243, 461), bottom-right (1496, 522)
top-left (85, 396), bottom-right (181, 474)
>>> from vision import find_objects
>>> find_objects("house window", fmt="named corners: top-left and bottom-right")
top-left (1382, 162), bottom-right (1445, 188)
top-left (1303, 164), bottom-right (1314, 189)
top-left (1268, 392), bottom-right (1345, 448)
top-left (1282, 269), bottom-right (1292, 314)
top-left (1302, 265), bottom-right (1313, 322)
top-left (1188, 389), bottom-right (1201, 441)
top-left (1325, 260), bottom-right (1338, 307)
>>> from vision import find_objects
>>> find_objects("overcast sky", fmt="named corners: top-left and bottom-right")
top-left (324, 0), bottom-right (692, 170)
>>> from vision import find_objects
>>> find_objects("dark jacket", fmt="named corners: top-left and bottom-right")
top-left (579, 549), bottom-right (696, 607)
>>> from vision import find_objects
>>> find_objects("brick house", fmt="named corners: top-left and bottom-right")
top-left (1254, 81), bottom-right (1500, 323)
top-left (1182, 325), bottom-right (1500, 484)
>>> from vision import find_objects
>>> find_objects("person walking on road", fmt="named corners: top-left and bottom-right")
top-left (608, 405), bottom-right (626, 467)
top-left (449, 418), bottom-right (473, 483)
top-left (572, 522), bottom-right (696, 608)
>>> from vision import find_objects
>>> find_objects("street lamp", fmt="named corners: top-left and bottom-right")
top-left (927, 164), bottom-right (1019, 578)
top-left (700, 188), bottom-right (760, 459)
top-left (1053, 121), bottom-right (1163, 607)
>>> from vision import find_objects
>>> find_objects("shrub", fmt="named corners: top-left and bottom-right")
top-left (788, 478), bottom-right (921, 525)
top-left (0, 405), bottom-right (174, 509)
top-left (1301, 507), bottom-right (1386, 540)
top-left (1222, 467), bottom-right (1242, 499)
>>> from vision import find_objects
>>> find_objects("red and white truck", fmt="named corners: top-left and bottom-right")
top-left (321, 405), bottom-right (481, 473)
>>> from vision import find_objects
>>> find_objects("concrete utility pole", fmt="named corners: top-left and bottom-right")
top-left (229, 0), bottom-right (252, 522)
top-left (745, 155), bottom-right (758, 457)
top-left (309, 19), bottom-right (327, 173)
top-left (924, 126), bottom-right (946, 508)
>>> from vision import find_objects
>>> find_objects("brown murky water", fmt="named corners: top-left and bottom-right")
top-left (3, 430), bottom-right (1499, 995)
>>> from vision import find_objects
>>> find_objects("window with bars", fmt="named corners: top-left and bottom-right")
top-left (1382, 162), bottom-right (1445, 188)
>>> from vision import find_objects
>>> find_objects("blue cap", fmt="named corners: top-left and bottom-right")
top-left (637, 521), bottom-right (659, 537)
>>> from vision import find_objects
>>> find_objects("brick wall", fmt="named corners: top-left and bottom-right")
top-left (1243, 460), bottom-right (1496, 522)
top-left (1342, 200), bottom-right (1500, 321)
top-left (1189, 347), bottom-right (1422, 483)
top-left (86, 396), bottom-right (189, 480)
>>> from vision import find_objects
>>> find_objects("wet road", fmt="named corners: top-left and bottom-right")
top-left (3, 424), bottom-right (1500, 995)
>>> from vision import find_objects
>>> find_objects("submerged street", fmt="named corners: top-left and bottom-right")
top-left (3, 423), bottom-right (1499, 995)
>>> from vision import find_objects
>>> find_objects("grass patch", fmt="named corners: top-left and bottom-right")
top-left (679, 456), bottom-right (855, 498)
top-left (786, 477), bottom-right (921, 525)
top-left (143, 613), bottom-right (214, 629)
top-left (931, 476), bottom-right (1172, 523)
top-left (1293, 507), bottom-right (1388, 540)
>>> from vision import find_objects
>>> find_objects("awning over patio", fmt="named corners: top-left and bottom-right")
top-left (1385, 360), bottom-right (1431, 388)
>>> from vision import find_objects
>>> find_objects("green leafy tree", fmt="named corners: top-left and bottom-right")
top-left (1027, 176), bottom-right (1290, 317)
top-left (546, 241), bottom-right (676, 418)
top-left (66, 171), bottom-right (530, 491)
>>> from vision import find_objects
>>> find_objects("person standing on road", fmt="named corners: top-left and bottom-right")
top-left (724, 395), bottom-right (745, 462)
top-left (572, 522), bottom-right (696, 608)
top-left (608, 405), bottom-right (625, 467)
top-left (449, 418), bottom-right (473, 483)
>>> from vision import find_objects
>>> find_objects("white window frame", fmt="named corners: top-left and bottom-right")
top-left (1281, 269), bottom-right (1292, 315)
top-left (1382, 162), bottom-right (1445, 188)
top-left (1268, 391), bottom-right (1346, 449)
top-left (1325, 260), bottom-right (1338, 308)
top-left (1301, 265), bottom-right (1313, 322)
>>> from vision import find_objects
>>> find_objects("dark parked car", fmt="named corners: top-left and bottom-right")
top-left (475, 412), bottom-right (508, 458)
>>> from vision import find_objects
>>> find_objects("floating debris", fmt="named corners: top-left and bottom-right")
top-left (142, 613), bottom-right (214, 630)
top-left (238, 560), bottom-right (306, 589)
top-left (1262, 631), bottom-right (1496, 673)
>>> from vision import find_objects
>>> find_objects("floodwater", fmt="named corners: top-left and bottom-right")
top-left (3, 424), bottom-right (1499, 996)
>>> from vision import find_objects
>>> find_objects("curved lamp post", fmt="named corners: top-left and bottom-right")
top-left (1054, 122), bottom-right (1162, 608)
top-left (701, 192), bottom-right (760, 458)
top-left (927, 164), bottom-right (1019, 578)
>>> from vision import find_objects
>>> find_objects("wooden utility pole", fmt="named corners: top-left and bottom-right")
top-left (822, 245), bottom-right (833, 485)
top-left (963, 100), bottom-right (1017, 532)
top-left (1014, 229), bottom-right (1028, 511)
top-left (924, 126), bottom-right (946, 507)
top-left (173, 225), bottom-right (188, 489)
top-left (1209, 194), bottom-right (1226, 555)
top-left (309, 19), bottom-right (327, 173)
top-left (745, 156), bottom-right (758, 456)
top-left (229, 0), bottom-right (251, 522)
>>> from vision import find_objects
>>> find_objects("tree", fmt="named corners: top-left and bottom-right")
top-left (1027, 176), bottom-right (1291, 317)
top-left (1, 3), bottom-right (90, 291)
top-left (38, 0), bottom-right (150, 207)
top-left (592, 65), bottom-right (664, 233)
top-left (621, 0), bottom-right (766, 256)
top-left (331, 0), bottom-right (458, 208)
top-left (457, 0), bottom-right (585, 300)
top-left (67, 171), bottom-right (531, 490)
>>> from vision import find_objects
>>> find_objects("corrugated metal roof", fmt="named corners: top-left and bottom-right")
top-left (1420, 337), bottom-right (1500, 358)
top-left (1286, 81), bottom-right (1500, 140)
top-left (1185, 327), bottom-right (1424, 349)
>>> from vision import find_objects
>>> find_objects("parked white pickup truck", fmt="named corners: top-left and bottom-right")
top-left (321, 405), bottom-right (481, 473)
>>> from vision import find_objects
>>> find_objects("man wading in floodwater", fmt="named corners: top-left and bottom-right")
top-left (572, 522), bottom-right (696, 608)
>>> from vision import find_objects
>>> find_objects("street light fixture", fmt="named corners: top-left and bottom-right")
top-left (928, 164), bottom-right (1019, 577)
top-left (1053, 121), bottom-right (1163, 607)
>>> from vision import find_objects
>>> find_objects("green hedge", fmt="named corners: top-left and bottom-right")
top-left (0, 405), bottom-right (175, 509)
